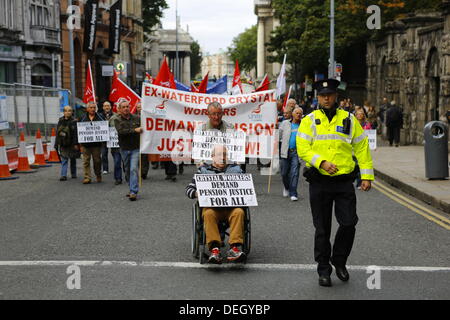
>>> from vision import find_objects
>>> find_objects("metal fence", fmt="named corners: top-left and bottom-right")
top-left (0, 83), bottom-right (71, 147)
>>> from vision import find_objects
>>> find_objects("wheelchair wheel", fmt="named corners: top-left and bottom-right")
top-left (199, 231), bottom-right (207, 264)
top-left (243, 208), bottom-right (251, 255)
top-left (191, 202), bottom-right (200, 259)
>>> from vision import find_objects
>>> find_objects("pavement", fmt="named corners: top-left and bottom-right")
top-left (372, 145), bottom-right (450, 213)
top-left (0, 159), bottom-right (449, 300)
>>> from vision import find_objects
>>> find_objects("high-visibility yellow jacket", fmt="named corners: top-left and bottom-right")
top-left (296, 108), bottom-right (375, 181)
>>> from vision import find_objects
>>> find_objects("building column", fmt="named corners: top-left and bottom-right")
top-left (257, 17), bottom-right (265, 78)
top-left (184, 55), bottom-right (191, 84)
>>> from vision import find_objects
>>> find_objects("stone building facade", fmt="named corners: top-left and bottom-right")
top-left (366, 1), bottom-right (450, 145)
top-left (0, 0), bottom-right (62, 87)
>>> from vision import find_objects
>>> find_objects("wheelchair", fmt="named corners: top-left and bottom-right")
top-left (191, 201), bottom-right (251, 264)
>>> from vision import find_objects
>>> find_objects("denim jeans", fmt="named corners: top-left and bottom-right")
top-left (60, 156), bottom-right (77, 178)
top-left (101, 144), bottom-right (109, 172)
top-left (112, 151), bottom-right (122, 182)
top-left (280, 149), bottom-right (301, 197)
top-left (120, 149), bottom-right (140, 195)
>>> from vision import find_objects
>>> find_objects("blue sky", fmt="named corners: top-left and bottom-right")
top-left (160, 0), bottom-right (257, 55)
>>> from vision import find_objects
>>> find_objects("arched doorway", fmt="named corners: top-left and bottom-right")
top-left (426, 48), bottom-right (440, 122)
top-left (378, 56), bottom-right (387, 103)
top-left (31, 64), bottom-right (52, 87)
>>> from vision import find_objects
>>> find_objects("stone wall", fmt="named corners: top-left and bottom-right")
top-left (366, 2), bottom-right (450, 146)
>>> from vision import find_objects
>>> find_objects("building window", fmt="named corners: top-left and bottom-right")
top-left (0, 62), bottom-right (17, 84)
top-left (0, 0), bottom-right (16, 29)
top-left (30, 0), bottom-right (53, 27)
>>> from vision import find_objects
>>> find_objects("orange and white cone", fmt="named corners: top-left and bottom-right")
top-left (0, 136), bottom-right (19, 180)
top-left (16, 132), bottom-right (37, 173)
top-left (33, 129), bottom-right (52, 167)
top-left (47, 128), bottom-right (60, 163)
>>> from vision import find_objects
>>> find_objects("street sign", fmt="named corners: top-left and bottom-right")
top-left (336, 63), bottom-right (343, 74)
top-left (114, 61), bottom-right (127, 76)
top-left (102, 65), bottom-right (114, 77)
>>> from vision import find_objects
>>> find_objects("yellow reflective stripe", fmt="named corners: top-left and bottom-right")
top-left (360, 169), bottom-right (374, 176)
top-left (298, 132), bottom-right (313, 142)
top-left (352, 132), bottom-right (367, 144)
top-left (311, 154), bottom-right (321, 166)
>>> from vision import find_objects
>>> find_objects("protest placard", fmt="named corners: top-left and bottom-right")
top-left (192, 130), bottom-right (246, 162)
top-left (77, 121), bottom-right (110, 143)
top-left (107, 127), bottom-right (119, 148)
top-left (195, 173), bottom-right (258, 208)
top-left (366, 130), bottom-right (377, 150)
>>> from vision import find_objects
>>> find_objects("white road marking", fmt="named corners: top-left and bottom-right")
top-left (0, 261), bottom-right (449, 272)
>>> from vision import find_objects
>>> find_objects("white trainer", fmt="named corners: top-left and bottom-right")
top-left (291, 196), bottom-right (298, 201)
top-left (283, 188), bottom-right (289, 197)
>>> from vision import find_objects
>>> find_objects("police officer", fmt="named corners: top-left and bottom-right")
top-left (296, 79), bottom-right (374, 287)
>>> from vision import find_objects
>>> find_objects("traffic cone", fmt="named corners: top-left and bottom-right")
top-left (16, 132), bottom-right (37, 173)
top-left (33, 129), bottom-right (52, 168)
top-left (47, 128), bottom-right (60, 163)
top-left (0, 136), bottom-right (19, 180)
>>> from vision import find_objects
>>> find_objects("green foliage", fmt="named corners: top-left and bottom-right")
top-left (228, 25), bottom-right (257, 72)
top-left (268, 0), bottom-right (443, 79)
top-left (190, 41), bottom-right (202, 79)
top-left (142, 0), bottom-right (169, 33)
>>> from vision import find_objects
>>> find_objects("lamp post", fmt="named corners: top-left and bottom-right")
top-left (329, 0), bottom-right (336, 79)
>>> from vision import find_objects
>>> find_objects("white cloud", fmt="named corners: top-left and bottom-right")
top-left (160, 0), bottom-right (257, 54)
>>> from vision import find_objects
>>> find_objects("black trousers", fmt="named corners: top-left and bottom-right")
top-left (309, 179), bottom-right (358, 276)
top-left (387, 126), bottom-right (401, 145)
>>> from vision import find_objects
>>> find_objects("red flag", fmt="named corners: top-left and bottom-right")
top-left (190, 83), bottom-right (199, 93)
top-left (153, 57), bottom-right (176, 89)
top-left (282, 85), bottom-right (293, 111)
top-left (231, 60), bottom-right (243, 95)
top-left (109, 72), bottom-right (141, 114)
top-left (83, 60), bottom-right (96, 104)
top-left (255, 74), bottom-right (270, 92)
top-left (198, 72), bottom-right (209, 94)
top-left (145, 72), bottom-right (153, 83)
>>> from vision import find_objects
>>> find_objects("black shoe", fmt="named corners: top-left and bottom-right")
top-left (318, 275), bottom-right (332, 287)
top-left (115, 180), bottom-right (122, 185)
top-left (142, 174), bottom-right (147, 180)
top-left (333, 265), bottom-right (350, 282)
top-left (179, 167), bottom-right (184, 175)
top-left (171, 176), bottom-right (177, 182)
top-left (165, 175), bottom-right (171, 180)
top-left (59, 176), bottom-right (67, 181)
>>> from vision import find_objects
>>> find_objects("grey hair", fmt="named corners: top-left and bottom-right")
top-left (207, 102), bottom-right (223, 112)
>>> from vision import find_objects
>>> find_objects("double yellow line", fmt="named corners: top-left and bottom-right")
top-left (372, 180), bottom-right (450, 231)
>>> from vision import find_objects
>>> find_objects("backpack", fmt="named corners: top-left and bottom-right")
top-left (57, 123), bottom-right (72, 147)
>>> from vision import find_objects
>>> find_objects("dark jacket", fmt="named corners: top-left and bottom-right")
top-left (185, 164), bottom-right (243, 199)
top-left (385, 105), bottom-right (403, 128)
top-left (56, 116), bottom-right (79, 158)
top-left (113, 113), bottom-right (141, 151)
top-left (79, 112), bottom-right (106, 148)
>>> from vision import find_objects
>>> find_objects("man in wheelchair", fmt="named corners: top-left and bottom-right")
top-left (185, 144), bottom-right (246, 264)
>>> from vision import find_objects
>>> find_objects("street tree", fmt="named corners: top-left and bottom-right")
top-left (190, 40), bottom-right (202, 79)
top-left (228, 25), bottom-right (257, 73)
top-left (142, 0), bottom-right (169, 33)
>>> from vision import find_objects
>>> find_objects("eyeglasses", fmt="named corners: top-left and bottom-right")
top-left (208, 112), bottom-right (223, 117)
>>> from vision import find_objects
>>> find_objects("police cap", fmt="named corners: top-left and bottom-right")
top-left (313, 79), bottom-right (340, 95)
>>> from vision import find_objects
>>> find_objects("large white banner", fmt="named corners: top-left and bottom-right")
top-left (195, 174), bottom-right (258, 207)
top-left (140, 84), bottom-right (277, 160)
top-left (77, 121), bottom-right (110, 143)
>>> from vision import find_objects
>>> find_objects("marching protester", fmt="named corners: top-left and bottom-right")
top-left (56, 106), bottom-right (79, 181)
top-left (279, 107), bottom-right (303, 201)
top-left (297, 79), bottom-right (374, 287)
top-left (386, 100), bottom-right (403, 147)
top-left (108, 102), bottom-right (123, 185)
top-left (80, 101), bottom-right (105, 184)
top-left (185, 144), bottom-right (246, 264)
top-left (378, 97), bottom-right (390, 133)
top-left (366, 105), bottom-right (378, 130)
top-left (355, 109), bottom-right (372, 130)
top-left (101, 101), bottom-right (114, 175)
top-left (114, 100), bottom-right (142, 201)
